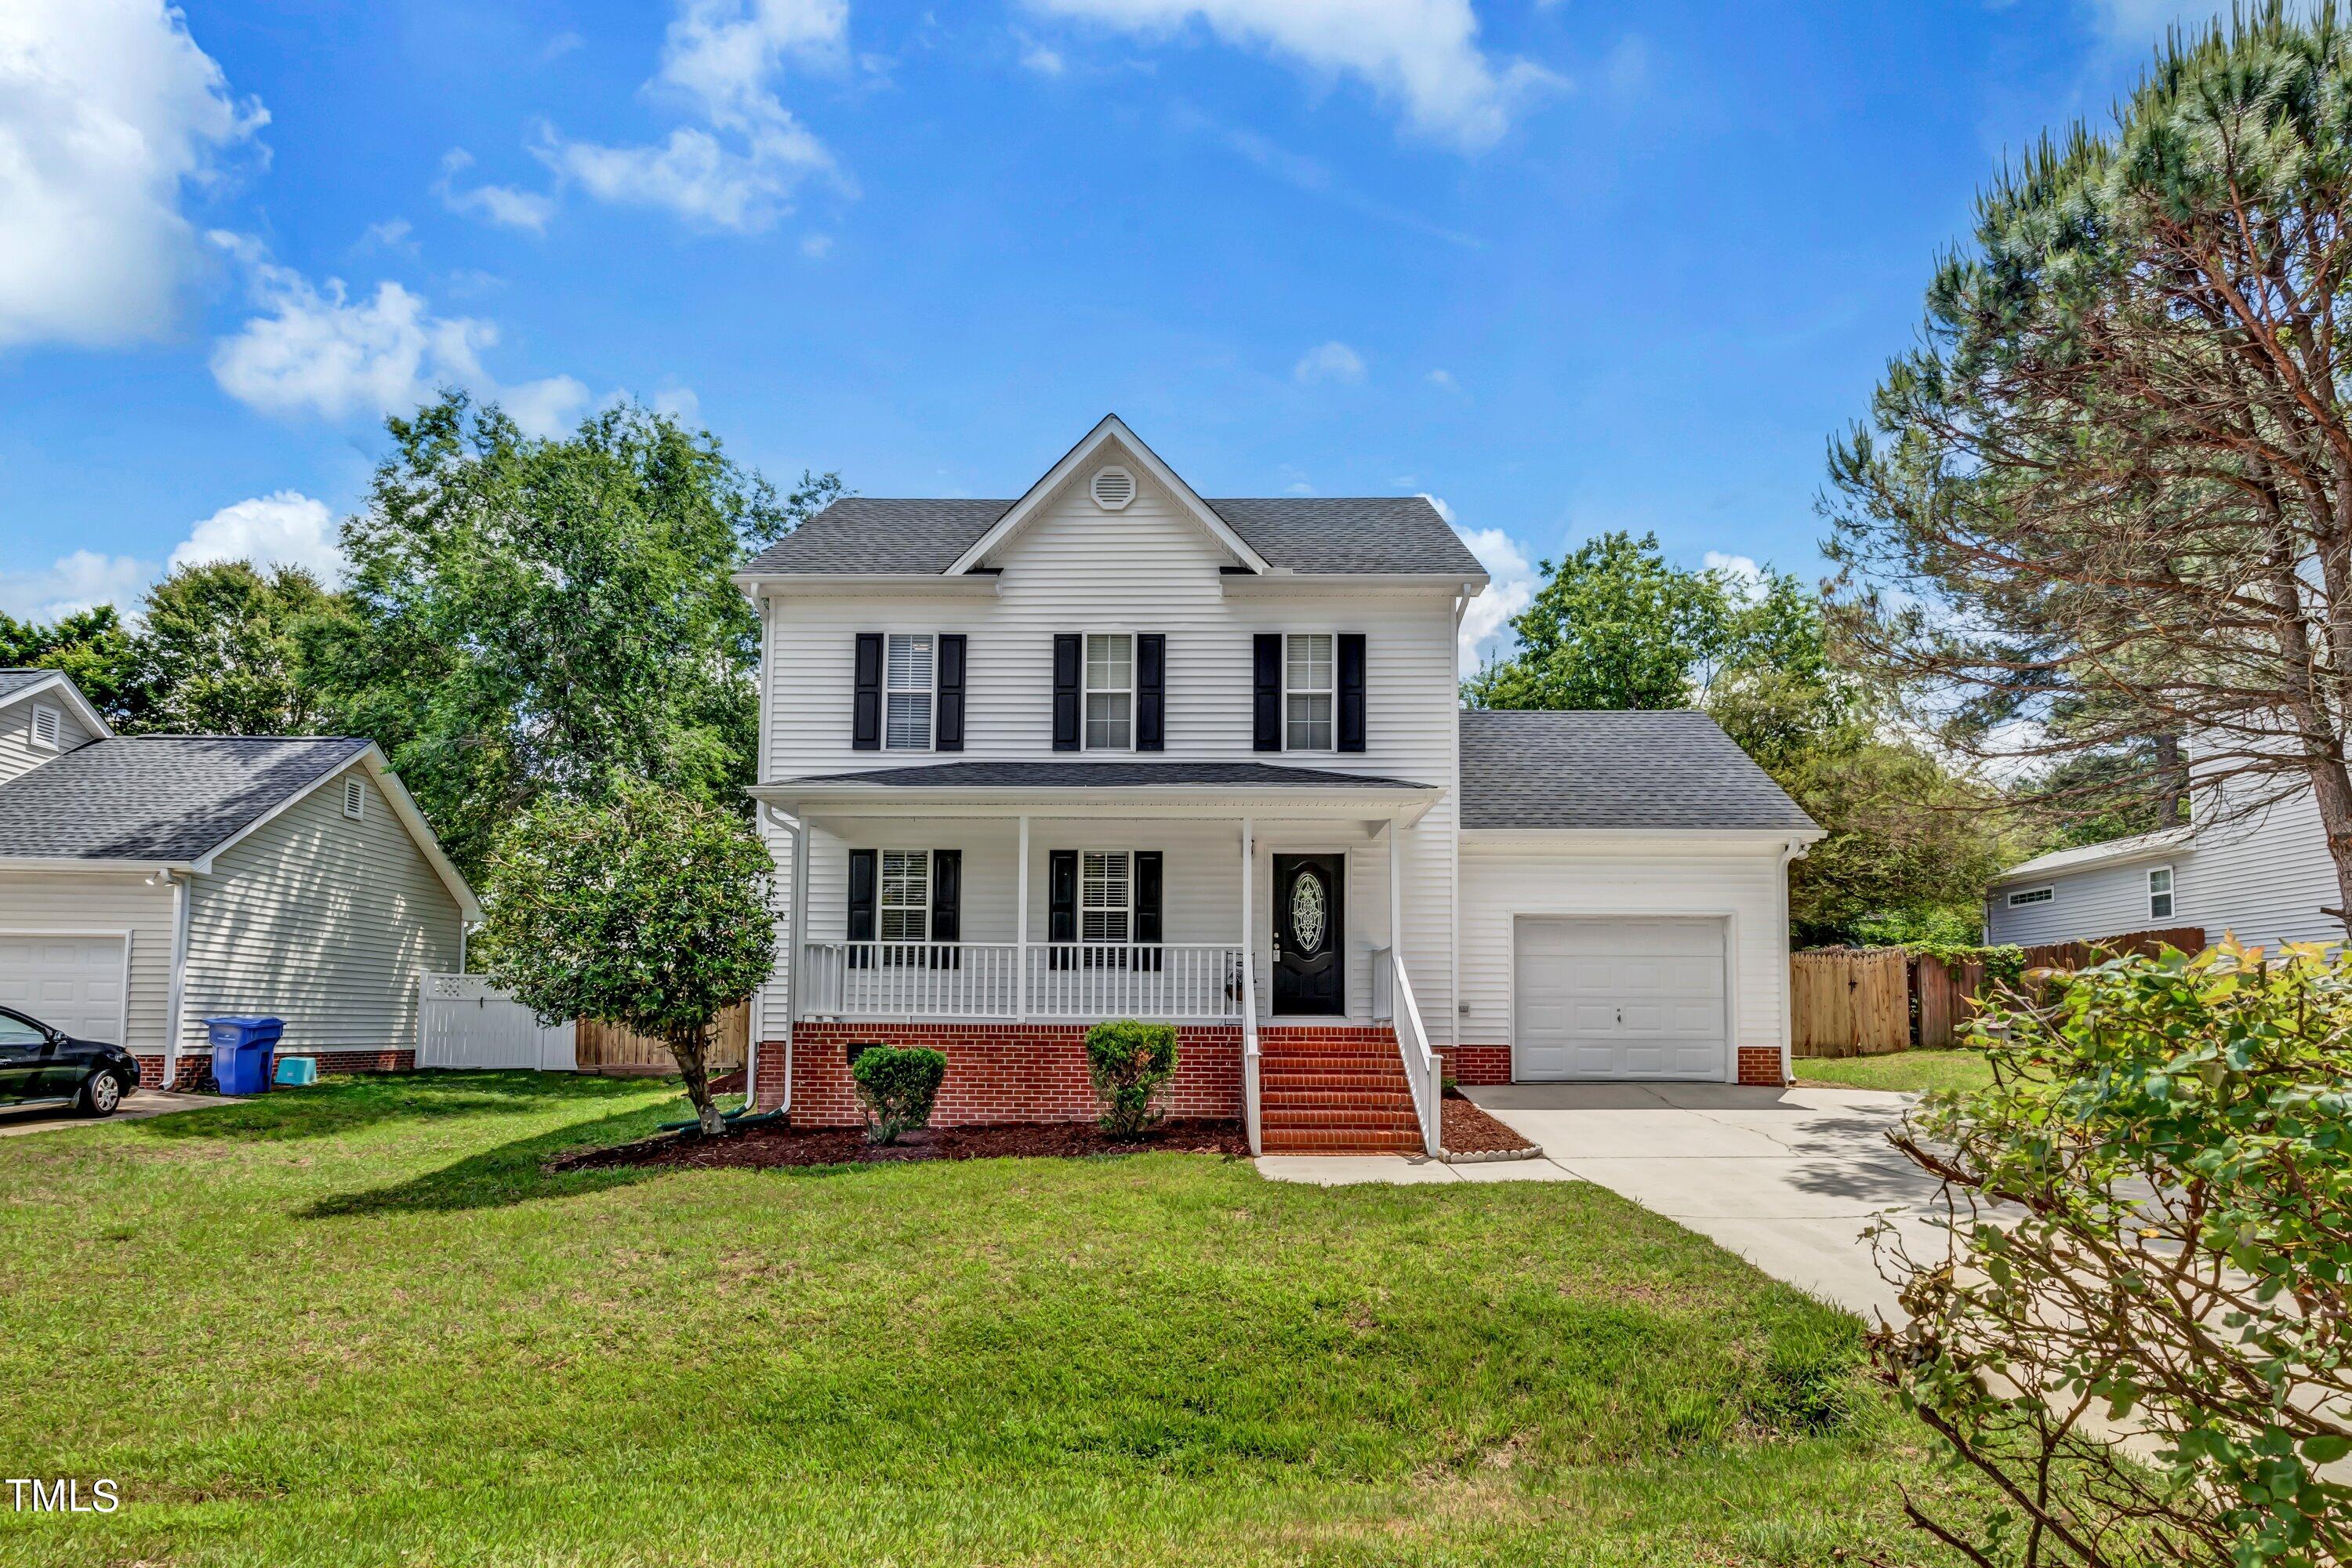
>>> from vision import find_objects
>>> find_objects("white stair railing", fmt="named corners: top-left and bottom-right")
top-left (1387, 947), bottom-right (1442, 1156)
top-left (1241, 946), bottom-right (1262, 1156)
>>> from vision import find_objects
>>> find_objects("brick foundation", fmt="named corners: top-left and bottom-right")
top-left (760, 1022), bottom-right (1244, 1127)
top-left (135, 1049), bottom-right (416, 1092)
top-left (1737, 1047), bottom-right (1786, 1087)
top-left (1438, 1045), bottom-right (1513, 1085)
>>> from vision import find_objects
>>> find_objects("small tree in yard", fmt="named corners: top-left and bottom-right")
top-left (1086, 1020), bottom-right (1178, 1138)
top-left (849, 1046), bottom-right (946, 1145)
top-left (1870, 942), bottom-right (2352, 1567)
top-left (477, 781), bottom-right (773, 1135)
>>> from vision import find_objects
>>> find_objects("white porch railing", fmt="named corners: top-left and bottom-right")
top-left (798, 942), bottom-right (1244, 1021)
top-left (1240, 946), bottom-right (1263, 1156)
top-left (1386, 946), bottom-right (1442, 1156)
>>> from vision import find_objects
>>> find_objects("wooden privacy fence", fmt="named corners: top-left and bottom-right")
top-left (1791, 926), bottom-right (2206, 1057)
top-left (573, 999), bottom-right (750, 1076)
top-left (1790, 947), bottom-right (1911, 1058)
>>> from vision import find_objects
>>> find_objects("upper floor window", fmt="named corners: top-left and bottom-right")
top-left (880, 850), bottom-right (930, 942)
top-left (2147, 866), bottom-right (2174, 920)
top-left (1286, 633), bottom-right (1334, 750)
top-left (886, 634), bottom-right (934, 750)
top-left (1081, 850), bottom-right (1132, 943)
top-left (1086, 633), bottom-right (1132, 750)
top-left (2006, 886), bottom-right (2053, 908)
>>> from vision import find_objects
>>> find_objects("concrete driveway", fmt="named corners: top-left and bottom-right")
top-left (0, 1088), bottom-right (230, 1138)
top-left (1465, 1082), bottom-right (1955, 1321)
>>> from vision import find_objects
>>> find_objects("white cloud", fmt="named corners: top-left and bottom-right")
top-left (358, 219), bottom-right (419, 256)
top-left (0, 0), bottom-right (267, 348)
top-left (1022, 42), bottom-right (1069, 74)
top-left (800, 232), bottom-right (835, 257)
top-left (1703, 549), bottom-right (1764, 600)
top-left (1294, 339), bottom-right (1365, 383)
top-left (1025, 0), bottom-right (1559, 149)
top-left (1419, 492), bottom-right (1456, 524)
top-left (1454, 522), bottom-right (1536, 674)
top-left (1427, 368), bottom-right (1460, 394)
top-left (436, 149), bottom-right (558, 233)
top-left (534, 0), bottom-right (847, 233)
top-left (652, 383), bottom-right (702, 424)
top-left (209, 239), bottom-right (586, 436)
top-left (170, 491), bottom-right (343, 582)
top-left (0, 549), bottom-right (153, 621)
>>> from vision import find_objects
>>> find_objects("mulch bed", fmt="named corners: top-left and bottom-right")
top-left (554, 1117), bottom-right (1252, 1172)
top-left (1441, 1094), bottom-right (1538, 1156)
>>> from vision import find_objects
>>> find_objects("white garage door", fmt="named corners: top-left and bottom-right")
top-left (1513, 916), bottom-right (1726, 1080)
top-left (0, 934), bottom-right (129, 1044)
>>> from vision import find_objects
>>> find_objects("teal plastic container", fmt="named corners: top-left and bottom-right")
top-left (274, 1056), bottom-right (318, 1087)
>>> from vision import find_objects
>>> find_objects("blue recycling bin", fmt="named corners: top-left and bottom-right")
top-left (205, 1016), bottom-right (283, 1095)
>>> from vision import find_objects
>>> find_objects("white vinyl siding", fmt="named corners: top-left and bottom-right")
top-left (1084, 633), bottom-right (1132, 750)
top-left (1457, 831), bottom-right (1792, 1080)
top-left (757, 459), bottom-right (1462, 1041)
top-left (180, 768), bottom-right (465, 1055)
top-left (1986, 856), bottom-right (2183, 946)
top-left (0, 690), bottom-right (99, 787)
top-left (884, 634), bottom-right (934, 750)
top-left (1285, 633), bottom-right (1334, 751)
top-left (0, 872), bottom-right (176, 1051)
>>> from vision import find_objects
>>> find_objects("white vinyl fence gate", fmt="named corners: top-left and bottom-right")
top-left (416, 974), bottom-right (576, 1071)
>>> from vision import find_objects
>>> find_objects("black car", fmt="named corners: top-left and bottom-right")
top-left (0, 1007), bottom-right (140, 1117)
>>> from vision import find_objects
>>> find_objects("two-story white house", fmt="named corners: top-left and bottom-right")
top-left (739, 416), bottom-right (1820, 1155)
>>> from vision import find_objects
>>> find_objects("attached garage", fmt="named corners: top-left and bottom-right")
top-left (1512, 916), bottom-right (1726, 1080)
top-left (0, 931), bottom-right (129, 1044)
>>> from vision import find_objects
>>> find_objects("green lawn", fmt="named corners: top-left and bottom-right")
top-left (0, 1073), bottom-right (1969, 1566)
top-left (1795, 1050), bottom-right (1998, 1096)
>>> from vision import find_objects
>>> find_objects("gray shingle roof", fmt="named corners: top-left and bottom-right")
top-left (0, 735), bottom-right (372, 861)
top-left (742, 496), bottom-right (1483, 577)
top-left (0, 670), bottom-right (61, 702)
top-left (780, 760), bottom-right (1429, 790)
top-left (1458, 710), bottom-right (1819, 833)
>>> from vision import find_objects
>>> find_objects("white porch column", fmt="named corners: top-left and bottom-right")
top-left (1240, 817), bottom-right (1254, 992)
top-left (1387, 813), bottom-right (1403, 956)
top-left (1015, 815), bottom-right (1031, 1022)
top-left (785, 806), bottom-right (809, 1111)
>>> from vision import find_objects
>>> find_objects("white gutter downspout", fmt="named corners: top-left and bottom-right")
top-left (1449, 587), bottom-right (1470, 1051)
top-left (163, 870), bottom-right (192, 1088)
top-left (1778, 837), bottom-right (1810, 1086)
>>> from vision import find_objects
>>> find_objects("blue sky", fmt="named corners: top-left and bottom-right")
top-left (0, 0), bottom-right (2220, 668)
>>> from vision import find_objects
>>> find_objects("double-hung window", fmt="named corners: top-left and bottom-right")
top-left (1286, 633), bottom-right (1334, 751)
top-left (1081, 851), bottom-right (1132, 946)
top-left (1086, 633), bottom-right (1132, 750)
top-left (2147, 866), bottom-right (2175, 921)
top-left (885, 634), bottom-right (935, 750)
top-left (880, 850), bottom-right (930, 952)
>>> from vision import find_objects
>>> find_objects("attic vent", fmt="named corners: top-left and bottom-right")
top-left (1090, 465), bottom-right (1136, 511)
top-left (343, 777), bottom-right (365, 820)
top-left (29, 702), bottom-right (61, 751)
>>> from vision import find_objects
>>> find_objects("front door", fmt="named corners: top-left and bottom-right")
top-left (1271, 854), bottom-right (1345, 1016)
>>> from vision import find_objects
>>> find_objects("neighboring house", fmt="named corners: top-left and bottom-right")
top-left (0, 670), bottom-right (478, 1088)
top-left (1986, 771), bottom-right (2343, 950)
top-left (739, 415), bottom-right (1823, 1154)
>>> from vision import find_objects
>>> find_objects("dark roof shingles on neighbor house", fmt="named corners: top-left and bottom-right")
top-left (0, 735), bottom-right (371, 862)
top-left (742, 496), bottom-right (1484, 577)
top-left (1458, 710), bottom-right (1818, 833)
top-left (782, 760), bottom-right (1428, 790)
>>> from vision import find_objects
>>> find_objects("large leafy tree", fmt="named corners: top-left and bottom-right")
top-left (137, 561), bottom-right (348, 735)
top-left (477, 782), bottom-right (775, 1135)
top-left (307, 393), bottom-right (806, 878)
top-left (0, 604), bottom-right (147, 728)
top-left (1828, 5), bottom-right (2352, 919)
top-left (1462, 532), bottom-right (1736, 711)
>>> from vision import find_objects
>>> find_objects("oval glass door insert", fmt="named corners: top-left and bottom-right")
top-left (1289, 872), bottom-right (1327, 952)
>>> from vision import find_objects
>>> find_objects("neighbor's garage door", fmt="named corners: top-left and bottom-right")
top-left (1513, 917), bottom-right (1726, 1080)
top-left (0, 934), bottom-right (128, 1044)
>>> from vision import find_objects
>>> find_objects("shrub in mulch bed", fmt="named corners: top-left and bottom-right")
top-left (553, 1117), bottom-right (1251, 1172)
top-left (1440, 1094), bottom-right (1537, 1156)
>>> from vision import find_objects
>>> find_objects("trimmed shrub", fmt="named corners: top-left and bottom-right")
top-left (850, 1045), bottom-right (946, 1145)
top-left (1085, 1019), bottom-right (1178, 1137)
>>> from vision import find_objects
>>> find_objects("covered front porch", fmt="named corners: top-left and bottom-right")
top-left (750, 763), bottom-right (1447, 1153)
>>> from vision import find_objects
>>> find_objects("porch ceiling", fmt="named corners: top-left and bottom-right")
top-left (751, 759), bottom-right (1439, 822)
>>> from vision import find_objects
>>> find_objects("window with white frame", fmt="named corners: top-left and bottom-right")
top-left (2148, 866), bottom-right (2175, 921)
top-left (880, 851), bottom-right (930, 943)
top-left (1286, 633), bottom-right (1334, 751)
top-left (29, 702), bottom-right (62, 751)
top-left (1080, 851), bottom-right (1131, 944)
top-left (1085, 633), bottom-right (1132, 750)
top-left (2007, 886), bottom-right (2053, 908)
top-left (884, 634), bottom-right (935, 750)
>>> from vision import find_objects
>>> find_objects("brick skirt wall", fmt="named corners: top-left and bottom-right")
top-left (1438, 1045), bottom-right (1513, 1085)
top-left (1736, 1047), bottom-right (1786, 1087)
top-left (136, 1049), bottom-right (415, 1091)
top-left (758, 1022), bottom-right (1243, 1127)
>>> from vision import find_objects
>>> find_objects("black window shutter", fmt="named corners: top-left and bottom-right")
top-left (1048, 849), bottom-right (1077, 967)
top-left (847, 849), bottom-right (877, 968)
top-left (1136, 634), bottom-right (1166, 751)
top-left (852, 633), bottom-right (883, 750)
top-left (1337, 633), bottom-right (1367, 753)
top-left (930, 849), bottom-right (961, 968)
top-left (1252, 633), bottom-right (1282, 752)
top-left (1134, 851), bottom-right (1163, 970)
top-left (1052, 634), bottom-right (1081, 752)
top-left (935, 634), bottom-right (966, 751)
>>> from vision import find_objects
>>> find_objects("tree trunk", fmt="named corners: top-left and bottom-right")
top-left (2306, 753), bottom-right (2352, 935)
top-left (2152, 732), bottom-right (2187, 827)
top-left (666, 1022), bottom-right (723, 1136)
